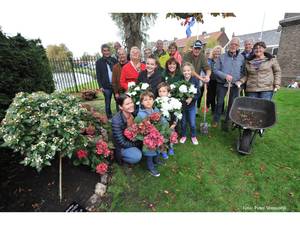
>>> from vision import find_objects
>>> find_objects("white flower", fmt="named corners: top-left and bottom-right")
top-left (170, 98), bottom-right (182, 110)
top-left (136, 101), bottom-right (140, 105)
top-left (162, 110), bottom-right (170, 118)
top-left (134, 86), bottom-right (140, 91)
top-left (174, 112), bottom-right (183, 120)
top-left (130, 91), bottom-right (137, 96)
top-left (170, 84), bottom-right (176, 90)
top-left (141, 83), bottom-right (149, 90)
top-left (189, 84), bottom-right (197, 94)
top-left (40, 103), bottom-right (47, 108)
top-left (179, 84), bottom-right (188, 93)
top-left (128, 82), bottom-right (136, 88)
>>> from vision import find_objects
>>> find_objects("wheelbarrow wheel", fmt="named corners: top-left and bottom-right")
top-left (238, 129), bottom-right (252, 155)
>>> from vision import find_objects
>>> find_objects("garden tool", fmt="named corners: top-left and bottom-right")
top-left (200, 82), bottom-right (209, 135)
top-left (221, 81), bottom-right (232, 131)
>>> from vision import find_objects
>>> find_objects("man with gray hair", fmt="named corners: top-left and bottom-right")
top-left (212, 37), bottom-right (245, 131)
top-left (96, 44), bottom-right (118, 120)
top-left (241, 39), bottom-right (254, 60)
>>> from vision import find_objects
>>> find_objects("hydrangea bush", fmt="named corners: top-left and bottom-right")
top-left (0, 91), bottom-right (111, 174)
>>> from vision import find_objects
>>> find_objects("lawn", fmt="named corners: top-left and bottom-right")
top-left (84, 88), bottom-right (300, 212)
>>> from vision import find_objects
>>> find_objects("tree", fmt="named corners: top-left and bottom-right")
top-left (0, 31), bottom-right (54, 120)
top-left (110, 13), bottom-right (157, 51)
top-left (46, 43), bottom-right (73, 59)
top-left (166, 13), bottom-right (236, 23)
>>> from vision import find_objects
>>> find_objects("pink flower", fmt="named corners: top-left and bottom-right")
top-left (124, 128), bottom-right (136, 140)
top-left (103, 148), bottom-right (111, 158)
top-left (76, 149), bottom-right (88, 159)
top-left (149, 112), bottom-right (161, 122)
top-left (96, 139), bottom-right (109, 155)
top-left (170, 131), bottom-right (178, 144)
top-left (96, 162), bottom-right (108, 175)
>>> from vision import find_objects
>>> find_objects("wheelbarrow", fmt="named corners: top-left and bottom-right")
top-left (229, 97), bottom-right (276, 155)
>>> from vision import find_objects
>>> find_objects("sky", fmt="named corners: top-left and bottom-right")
top-left (0, 0), bottom-right (298, 57)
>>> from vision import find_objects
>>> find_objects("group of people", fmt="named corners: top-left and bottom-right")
top-left (95, 37), bottom-right (281, 176)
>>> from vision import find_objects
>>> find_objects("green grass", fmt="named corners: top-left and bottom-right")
top-left (83, 89), bottom-right (300, 212)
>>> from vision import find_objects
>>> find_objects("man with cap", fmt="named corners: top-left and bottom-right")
top-left (183, 40), bottom-right (211, 114)
top-left (212, 37), bottom-right (245, 131)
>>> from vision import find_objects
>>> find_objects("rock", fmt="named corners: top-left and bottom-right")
top-left (101, 174), bottom-right (108, 184)
top-left (88, 194), bottom-right (100, 205)
top-left (95, 182), bottom-right (106, 197)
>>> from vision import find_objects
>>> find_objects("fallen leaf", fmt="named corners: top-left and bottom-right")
top-left (254, 192), bottom-right (260, 199)
top-left (260, 164), bottom-right (266, 173)
top-left (164, 190), bottom-right (169, 194)
top-left (289, 192), bottom-right (294, 197)
top-left (244, 171), bottom-right (253, 176)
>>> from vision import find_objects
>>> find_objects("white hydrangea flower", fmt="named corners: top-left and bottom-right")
top-left (128, 82), bottom-right (136, 88)
top-left (141, 83), bottom-right (149, 90)
top-left (189, 84), bottom-right (197, 94)
top-left (179, 85), bottom-right (188, 93)
top-left (170, 84), bottom-right (176, 90)
top-left (170, 98), bottom-right (182, 110)
top-left (174, 112), bottom-right (183, 120)
top-left (134, 86), bottom-right (140, 91)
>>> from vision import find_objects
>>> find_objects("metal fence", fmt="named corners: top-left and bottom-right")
top-left (49, 57), bottom-right (99, 93)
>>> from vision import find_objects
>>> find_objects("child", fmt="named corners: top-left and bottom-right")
top-left (180, 62), bottom-right (200, 145)
top-left (137, 91), bottom-right (165, 177)
top-left (137, 55), bottom-right (164, 97)
top-left (157, 82), bottom-right (177, 159)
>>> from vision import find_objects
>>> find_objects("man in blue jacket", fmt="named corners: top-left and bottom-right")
top-left (212, 37), bottom-right (245, 131)
top-left (96, 44), bottom-right (117, 120)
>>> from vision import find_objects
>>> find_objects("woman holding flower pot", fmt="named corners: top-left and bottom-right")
top-left (162, 57), bottom-right (183, 85)
top-left (111, 94), bottom-right (142, 165)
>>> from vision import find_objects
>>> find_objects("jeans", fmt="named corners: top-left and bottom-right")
top-left (246, 91), bottom-right (273, 100)
top-left (121, 147), bottom-right (142, 164)
top-left (214, 83), bottom-right (239, 123)
top-left (181, 105), bottom-right (196, 137)
top-left (102, 88), bottom-right (113, 119)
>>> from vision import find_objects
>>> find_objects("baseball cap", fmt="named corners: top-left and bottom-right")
top-left (193, 40), bottom-right (203, 49)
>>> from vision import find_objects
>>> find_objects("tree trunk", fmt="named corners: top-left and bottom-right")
top-left (122, 14), bottom-right (143, 51)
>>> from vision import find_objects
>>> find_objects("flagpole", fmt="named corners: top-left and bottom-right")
top-left (260, 12), bottom-right (266, 41)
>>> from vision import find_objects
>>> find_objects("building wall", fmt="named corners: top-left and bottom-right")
top-left (277, 14), bottom-right (300, 85)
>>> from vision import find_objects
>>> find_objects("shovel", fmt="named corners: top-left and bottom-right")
top-left (200, 82), bottom-right (209, 135)
top-left (221, 81), bottom-right (232, 131)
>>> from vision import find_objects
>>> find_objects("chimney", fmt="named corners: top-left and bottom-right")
top-left (220, 27), bottom-right (225, 32)
top-left (232, 32), bottom-right (235, 37)
top-left (202, 31), bottom-right (207, 35)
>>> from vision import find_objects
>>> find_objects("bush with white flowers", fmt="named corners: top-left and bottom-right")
top-left (126, 82), bottom-right (150, 105)
top-left (0, 91), bottom-right (89, 172)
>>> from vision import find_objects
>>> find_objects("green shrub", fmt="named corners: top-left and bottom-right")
top-left (0, 31), bottom-right (55, 120)
top-left (0, 92), bottom-right (88, 171)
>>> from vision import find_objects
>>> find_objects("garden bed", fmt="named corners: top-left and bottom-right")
top-left (0, 148), bottom-right (103, 212)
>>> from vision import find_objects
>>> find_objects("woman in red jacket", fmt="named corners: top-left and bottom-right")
top-left (120, 46), bottom-right (146, 91)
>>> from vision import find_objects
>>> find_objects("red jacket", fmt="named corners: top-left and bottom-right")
top-left (120, 62), bottom-right (146, 90)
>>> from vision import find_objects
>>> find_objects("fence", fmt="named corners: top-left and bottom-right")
top-left (49, 57), bottom-right (99, 93)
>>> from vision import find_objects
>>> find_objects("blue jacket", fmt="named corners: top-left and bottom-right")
top-left (137, 107), bottom-right (167, 124)
top-left (95, 56), bottom-right (117, 89)
top-left (213, 51), bottom-right (245, 84)
top-left (111, 111), bottom-right (141, 164)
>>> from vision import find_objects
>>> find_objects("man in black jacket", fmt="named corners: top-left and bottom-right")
top-left (96, 44), bottom-right (118, 120)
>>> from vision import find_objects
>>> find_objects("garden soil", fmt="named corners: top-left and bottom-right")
top-left (0, 148), bottom-right (101, 212)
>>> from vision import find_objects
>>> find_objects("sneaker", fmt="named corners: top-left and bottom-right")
top-left (149, 168), bottom-right (160, 177)
top-left (168, 148), bottom-right (175, 155)
top-left (191, 137), bottom-right (199, 145)
top-left (180, 137), bottom-right (187, 144)
top-left (161, 152), bottom-right (169, 159)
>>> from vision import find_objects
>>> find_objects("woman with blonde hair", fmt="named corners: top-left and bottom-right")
top-left (120, 46), bottom-right (146, 91)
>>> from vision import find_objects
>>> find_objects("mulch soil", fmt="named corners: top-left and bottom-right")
top-left (0, 147), bottom-right (101, 212)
